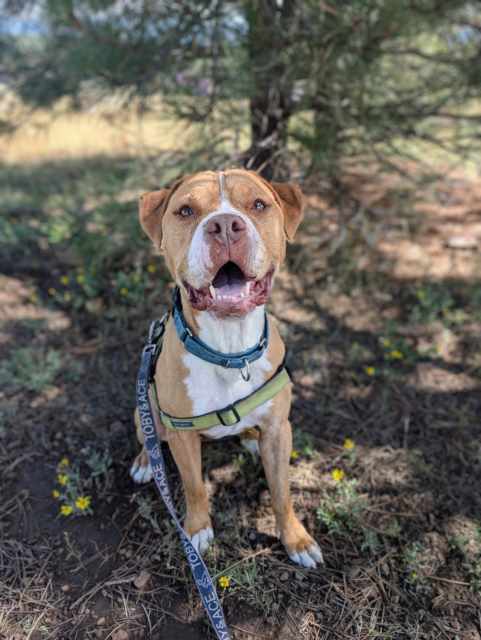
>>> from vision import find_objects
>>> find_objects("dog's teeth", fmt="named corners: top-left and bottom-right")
top-left (209, 285), bottom-right (216, 299)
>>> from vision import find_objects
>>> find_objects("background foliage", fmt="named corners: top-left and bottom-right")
top-left (2, 0), bottom-right (481, 178)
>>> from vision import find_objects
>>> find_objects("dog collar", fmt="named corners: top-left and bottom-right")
top-left (172, 287), bottom-right (269, 370)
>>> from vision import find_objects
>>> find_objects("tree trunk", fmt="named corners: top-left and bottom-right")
top-left (243, 0), bottom-right (295, 180)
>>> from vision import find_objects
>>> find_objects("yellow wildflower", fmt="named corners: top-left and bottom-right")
top-left (331, 468), bottom-right (345, 482)
top-left (380, 337), bottom-right (391, 347)
top-left (76, 274), bottom-right (86, 284)
top-left (417, 289), bottom-right (426, 301)
top-left (120, 287), bottom-right (129, 296)
top-left (75, 496), bottom-right (91, 511)
top-left (52, 489), bottom-right (60, 499)
top-left (364, 366), bottom-right (376, 376)
top-left (343, 438), bottom-right (355, 450)
top-left (60, 504), bottom-right (73, 516)
top-left (63, 292), bottom-right (72, 302)
top-left (389, 350), bottom-right (403, 360)
top-left (60, 275), bottom-right (70, 285)
top-left (57, 474), bottom-right (69, 486)
top-left (59, 457), bottom-right (70, 467)
top-left (290, 449), bottom-right (300, 460)
top-left (147, 264), bottom-right (156, 273)
top-left (218, 576), bottom-right (230, 589)
top-left (48, 287), bottom-right (57, 296)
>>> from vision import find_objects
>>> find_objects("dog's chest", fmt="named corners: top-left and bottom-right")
top-left (182, 352), bottom-right (272, 439)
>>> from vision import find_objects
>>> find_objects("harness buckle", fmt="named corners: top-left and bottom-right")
top-left (218, 404), bottom-right (241, 426)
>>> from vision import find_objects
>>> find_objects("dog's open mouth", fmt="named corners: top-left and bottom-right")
top-left (184, 261), bottom-right (274, 315)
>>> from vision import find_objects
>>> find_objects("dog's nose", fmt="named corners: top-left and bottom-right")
top-left (205, 214), bottom-right (246, 245)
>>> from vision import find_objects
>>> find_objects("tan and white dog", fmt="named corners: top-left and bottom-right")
top-left (131, 169), bottom-right (322, 568)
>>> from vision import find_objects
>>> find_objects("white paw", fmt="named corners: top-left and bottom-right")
top-left (240, 438), bottom-right (260, 458)
top-left (130, 460), bottom-right (153, 484)
top-left (288, 543), bottom-right (324, 569)
top-left (190, 527), bottom-right (214, 554)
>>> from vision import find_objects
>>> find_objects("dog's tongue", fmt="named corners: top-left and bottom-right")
top-left (212, 262), bottom-right (248, 301)
top-left (184, 263), bottom-right (273, 316)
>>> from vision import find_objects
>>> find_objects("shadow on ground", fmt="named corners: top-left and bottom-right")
top-left (1, 155), bottom-right (481, 639)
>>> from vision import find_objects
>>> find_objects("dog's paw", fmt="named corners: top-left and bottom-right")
top-left (130, 450), bottom-right (153, 484)
top-left (190, 527), bottom-right (214, 554)
top-left (282, 519), bottom-right (323, 569)
top-left (288, 541), bottom-right (323, 569)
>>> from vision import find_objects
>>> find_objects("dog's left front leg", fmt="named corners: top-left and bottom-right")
top-left (259, 418), bottom-right (323, 568)
top-left (167, 430), bottom-right (213, 555)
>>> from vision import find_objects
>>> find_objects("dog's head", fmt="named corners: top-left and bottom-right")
top-left (139, 169), bottom-right (304, 317)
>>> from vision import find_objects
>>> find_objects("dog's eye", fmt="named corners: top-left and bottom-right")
top-left (253, 198), bottom-right (267, 211)
top-left (178, 205), bottom-right (194, 218)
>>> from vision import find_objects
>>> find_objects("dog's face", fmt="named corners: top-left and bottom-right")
top-left (139, 169), bottom-right (304, 317)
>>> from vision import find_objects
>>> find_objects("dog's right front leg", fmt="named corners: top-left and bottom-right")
top-left (167, 430), bottom-right (213, 554)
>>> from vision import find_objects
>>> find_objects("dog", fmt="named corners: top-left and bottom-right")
top-left (130, 169), bottom-right (322, 568)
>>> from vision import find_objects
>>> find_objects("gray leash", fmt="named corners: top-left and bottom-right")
top-left (136, 319), bottom-right (231, 639)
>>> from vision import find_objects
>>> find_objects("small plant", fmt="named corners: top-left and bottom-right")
top-left (81, 445), bottom-right (114, 490)
top-left (449, 532), bottom-right (481, 593)
top-left (403, 542), bottom-right (427, 587)
top-left (342, 437), bottom-right (357, 464)
top-left (409, 285), bottom-right (463, 326)
top-left (0, 347), bottom-right (62, 392)
top-left (218, 575), bottom-right (231, 589)
top-left (317, 478), bottom-right (367, 536)
top-left (52, 448), bottom-right (113, 517)
top-left (47, 263), bottom-right (162, 311)
top-left (52, 458), bottom-right (93, 518)
top-left (293, 429), bottom-right (317, 458)
top-left (224, 558), bottom-right (258, 591)
top-left (135, 494), bottom-right (161, 533)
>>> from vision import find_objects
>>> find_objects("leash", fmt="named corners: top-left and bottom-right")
top-left (136, 319), bottom-right (231, 640)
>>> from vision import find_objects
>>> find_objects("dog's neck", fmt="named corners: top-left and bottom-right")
top-left (179, 290), bottom-right (266, 355)
top-left (181, 290), bottom-right (265, 353)
top-left (195, 305), bottom-right (266, 355)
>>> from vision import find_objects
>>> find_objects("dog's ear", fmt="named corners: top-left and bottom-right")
top-left (270, 182), bottom-right (305, 241)
top-left (139, 178), bottom-right (185, 248)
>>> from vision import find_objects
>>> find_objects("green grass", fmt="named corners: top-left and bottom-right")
top-left (0, 347), bottom-right (63, 392)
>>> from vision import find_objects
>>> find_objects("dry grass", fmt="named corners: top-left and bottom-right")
top-left (0, 100), bottom-right (191, 163)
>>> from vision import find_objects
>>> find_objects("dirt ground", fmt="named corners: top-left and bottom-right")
top-left (1, 157), bottom-right (481, 639)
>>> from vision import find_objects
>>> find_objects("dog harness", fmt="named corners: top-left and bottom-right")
top-left (148, 288), bottom-right (291, 431)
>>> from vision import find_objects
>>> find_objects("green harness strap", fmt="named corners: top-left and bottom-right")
top-left (151, 364), bottom-right (290, 431)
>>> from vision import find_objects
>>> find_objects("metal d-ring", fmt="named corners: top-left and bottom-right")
top-left (240, 359), bottom-right (251, 382)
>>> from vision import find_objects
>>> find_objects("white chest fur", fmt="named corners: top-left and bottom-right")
top-left (182, 307), bottom-right (272, 439)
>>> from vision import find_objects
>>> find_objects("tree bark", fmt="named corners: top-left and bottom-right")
top-left (243, 0), bottom-right (295, 180)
